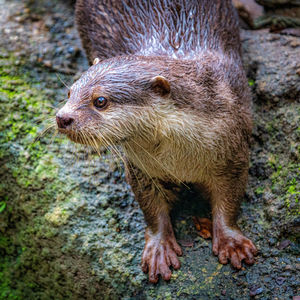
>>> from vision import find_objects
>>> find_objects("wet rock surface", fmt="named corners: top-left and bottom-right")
top-left (0, 0), bottom-right (299, 299)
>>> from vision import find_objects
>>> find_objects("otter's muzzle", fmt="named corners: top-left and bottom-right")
top-left (56, 112), bottom-right (74, 129)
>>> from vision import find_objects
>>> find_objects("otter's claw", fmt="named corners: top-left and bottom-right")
top-left (142, 232), bottom-right (182, 283)
top-left (213, 228), bottom-right (257, 269)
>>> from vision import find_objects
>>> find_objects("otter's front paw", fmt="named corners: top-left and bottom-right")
top-left (213, 228), bottom-right (257, 269)
top-left (141, 232), bottom-right (182, 283)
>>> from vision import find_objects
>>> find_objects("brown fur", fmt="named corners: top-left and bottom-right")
top-left (56, 0), bottom-right (257, 283)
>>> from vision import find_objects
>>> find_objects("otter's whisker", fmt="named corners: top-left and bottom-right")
top-left (56, 73), bottom-right (71, 90)
top-left (131, 139), bottom-right (189, 189)
top-left (90, 129), bottom-right (124, 174)
top-left (33, 123), bottom-right (56, 143)
top-left (81, 130), bottom-right (90, 148)
top-left (124, 141), bottom-right (167, 200)
top-left (88, 131), bottom-right (124, 179)
top-left (87, 131), bottom-right (103, 158)
top-left (41, 127), bottom-right (58, 152)
top-left (100, 132), bottom-right (126, 171)
top-left (123, 156), bottom-right (144, 193)
top-left (33, 116), bottom-right (56, 125)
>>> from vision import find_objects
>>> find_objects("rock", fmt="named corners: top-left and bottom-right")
top-left (233, 0), bottom-right (264, 28)
top-left (275, 277), bottom-right (286, 285)
top-left (268, 237), bottom-right (277, 246)
top-left (278, 240), bottom-right (291, 250)
top-left (242, 30), bottom-right (300, 102)
top-left (255, 0), bottom-right (300, 8)
top-left (249, 285), bottom-right (264, 296)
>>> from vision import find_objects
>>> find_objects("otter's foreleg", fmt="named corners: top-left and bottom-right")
top-left (125, 163), bottom-right (182, 283)
top-left (210, 169), bottom-right (257, 269)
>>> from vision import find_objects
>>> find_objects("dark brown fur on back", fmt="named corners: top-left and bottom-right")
top-left (76, 0), bottom-right (241, 61)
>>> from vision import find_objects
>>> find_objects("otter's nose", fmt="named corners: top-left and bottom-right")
top-left (56, 114), bottom-right (74, 129)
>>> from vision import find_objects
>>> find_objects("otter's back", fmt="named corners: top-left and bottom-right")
top-left (76, 0), bottom-right (240, 62)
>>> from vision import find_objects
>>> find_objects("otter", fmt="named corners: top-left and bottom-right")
top-left (56, 0), bottom-right (257, 283)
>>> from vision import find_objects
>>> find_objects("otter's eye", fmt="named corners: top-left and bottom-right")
top-left (67, 90), bottom-right (70, 98)
top-left (93, 96), bottom-right (108, 109)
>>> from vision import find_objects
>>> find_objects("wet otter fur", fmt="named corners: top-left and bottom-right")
top-left (56, 0), bottom-right (257, 283)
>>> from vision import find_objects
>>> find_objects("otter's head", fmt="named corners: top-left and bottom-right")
top-left (56, 56), bottom-right (171, 147)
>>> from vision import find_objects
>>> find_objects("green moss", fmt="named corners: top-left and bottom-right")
top-left (0, 201), bottom-right (6, 213)
top-left (267, 153), bottom-right (278, 169)
top-left (0, 52), bottom-right (80, 298)
top-left (255, 186), bottom-right (265, 195)
top-left (0, 51), bottom-right (147, 299)
top-left (248, 79), bottom-right (255, 86)
top-left (0, 261), bottom-right (22, 300)
top-left (269, 160), bottom-right (300, 215)
top-left (285, 177), bottom-right (300, 213)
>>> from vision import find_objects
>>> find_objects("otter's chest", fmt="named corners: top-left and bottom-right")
top-left (123, 142), bottom-right (211, 183)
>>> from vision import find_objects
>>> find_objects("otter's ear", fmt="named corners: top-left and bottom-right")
top-left (151, 76), bottom-right (170, 96)
top-left (93, 57), bottom-right (101, 65)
